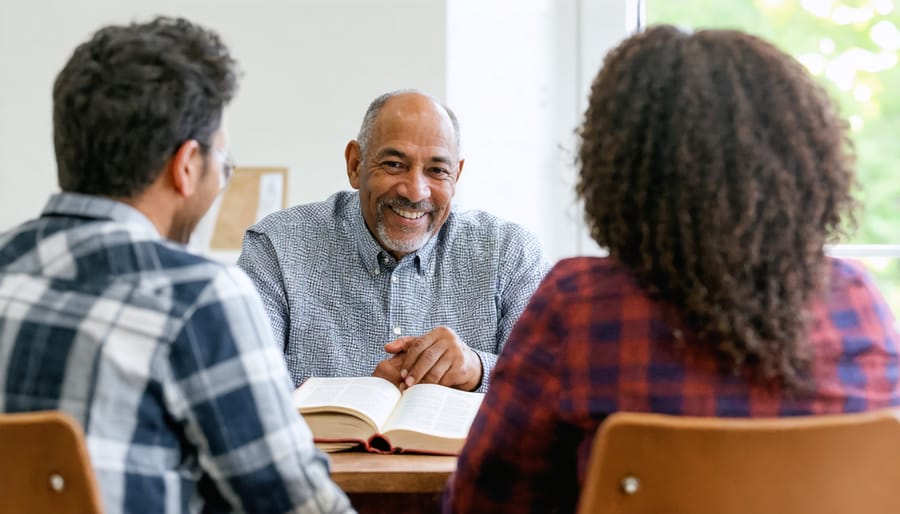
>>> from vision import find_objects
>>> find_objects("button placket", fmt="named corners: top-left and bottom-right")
top-left (388, 263), bottom-right (405, 340)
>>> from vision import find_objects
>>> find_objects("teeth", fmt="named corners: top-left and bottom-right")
top-left (392, 207), bottom-right (426, 220)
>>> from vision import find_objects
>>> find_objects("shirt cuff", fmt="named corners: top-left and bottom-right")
top-left (470, 348), bottom-right (498, 393)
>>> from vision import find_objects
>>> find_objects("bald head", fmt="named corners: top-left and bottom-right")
top-left (357, 90), bottom-right (460, 162)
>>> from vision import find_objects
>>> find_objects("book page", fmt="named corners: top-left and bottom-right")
top-left (314, 441), bottom-right (360, 453)
top-left (293, 377), bottom-right (401, 431)
top-left (383, 384), bottom-right (484, 439)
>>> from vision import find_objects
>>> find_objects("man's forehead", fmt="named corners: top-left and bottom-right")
top-left (370, 104), bottom-right (457, 154)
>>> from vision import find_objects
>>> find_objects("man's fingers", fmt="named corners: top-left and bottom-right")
top-left (398, 331), bottom-right (438, 377)
top-left (384, 336), bottom-right (417, 354)
top-left (420, 356), bottom-right (453, 385)
top-left (372, 366), bottom-right (399, 385)
top-left (403, 341), bottom-right (447, 387)
top-left (392, 327), bottom-right (478, 390)
top-left (372, 356), bottom-right (404, 387)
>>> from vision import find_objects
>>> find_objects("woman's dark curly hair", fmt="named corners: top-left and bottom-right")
top-left (577, 25), bottom-right (857, 390)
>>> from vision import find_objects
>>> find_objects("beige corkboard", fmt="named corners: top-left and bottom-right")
top-left (210, 167), bottom-right (288, 250)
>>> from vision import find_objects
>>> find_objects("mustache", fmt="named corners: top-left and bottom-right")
top-left (379, 197), bottom-right (435, 212)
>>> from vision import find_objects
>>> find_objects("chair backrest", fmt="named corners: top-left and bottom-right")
top-left (0, 410), bottom-right (103, 514)
top-left (578, 409), bottom-right (900, 514)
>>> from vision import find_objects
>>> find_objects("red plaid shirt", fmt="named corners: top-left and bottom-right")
top-left (444, 257), bottom-right (900, 513)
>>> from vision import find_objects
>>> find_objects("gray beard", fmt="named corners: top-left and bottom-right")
top-left (375, 206), bottom-right (435, 255)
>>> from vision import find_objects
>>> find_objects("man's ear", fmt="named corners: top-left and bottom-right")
top-left (455, 158), bottom-right (465, 182)
top-left (345, 140), bottom-right (362, 190)
top-left (169, 139), bottom-right (204, 197)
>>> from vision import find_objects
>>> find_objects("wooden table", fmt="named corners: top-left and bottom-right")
top-left (329, 453), bottom-right (457, 513)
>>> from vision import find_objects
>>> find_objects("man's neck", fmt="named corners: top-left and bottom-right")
top-left (112, 190), bottom-right (175, 240)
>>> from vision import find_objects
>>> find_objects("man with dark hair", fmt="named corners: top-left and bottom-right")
top-left (0, 17), bottom-right (353, 514)
top-left (239, 90), bottom-right (550, 393)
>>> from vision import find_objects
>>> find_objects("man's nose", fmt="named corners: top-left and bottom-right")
top-left (396, 167), bottom-right (431, 204)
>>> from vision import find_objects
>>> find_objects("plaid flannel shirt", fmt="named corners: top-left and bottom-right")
top-left (0, 193), bottom-right (354, 514)
top-left (445, 256), bottom-right (900, 513)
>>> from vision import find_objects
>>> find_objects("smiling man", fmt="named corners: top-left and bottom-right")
top-left (238, 90), bottom-right (550, 392)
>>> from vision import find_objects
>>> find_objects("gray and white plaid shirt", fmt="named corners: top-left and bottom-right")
top-left (238, 191), bottom-right (551, 391)
top-left (0, 193), bottom-right (353, 514)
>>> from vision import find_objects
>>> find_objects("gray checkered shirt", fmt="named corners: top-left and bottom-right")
top-left (238, 191), bottom-right (551, 392)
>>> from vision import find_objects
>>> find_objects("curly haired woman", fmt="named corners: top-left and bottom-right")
top-left (445, 25), bottom-right (900, 513)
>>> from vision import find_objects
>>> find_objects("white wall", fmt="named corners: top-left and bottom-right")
top-left (447, 0), bottom-right (580, 259)
top-left (0, 0), bottom-right (447, 228)
top-left (446, 0), bottom-right (637, 259)
top-left (0, 0), bottom-right (634, 260)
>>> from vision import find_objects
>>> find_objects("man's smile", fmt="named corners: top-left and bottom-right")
top-left (390, 206), bottom-right (428, 220)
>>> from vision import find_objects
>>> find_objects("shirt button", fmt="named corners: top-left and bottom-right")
top-left (393, 326), bottom-right (402, 336)
top-left (391, 275), bottom-right (398, 284)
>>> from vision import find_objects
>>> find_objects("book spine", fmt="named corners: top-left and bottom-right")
top-left (365, 434), bottom-right (397, 454)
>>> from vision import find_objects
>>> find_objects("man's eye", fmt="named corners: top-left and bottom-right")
top-left (430, 167), bottom-right (451, 176)
top-left (382, 161), bottom-right (404, 169)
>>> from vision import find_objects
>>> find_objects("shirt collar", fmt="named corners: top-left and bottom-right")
top-left (41, 192), bottom-right (161, 236)
top-left (350, 192), bottom-right (443, 277)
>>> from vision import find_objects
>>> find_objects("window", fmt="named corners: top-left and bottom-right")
top-left (647, 0), bottom-right (900, 315)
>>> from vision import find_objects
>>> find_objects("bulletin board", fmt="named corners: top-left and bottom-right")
top-left (209, 167), bottom-right (289, 251)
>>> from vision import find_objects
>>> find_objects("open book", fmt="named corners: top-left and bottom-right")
top-left (293, 376), bottom-right (484, 455)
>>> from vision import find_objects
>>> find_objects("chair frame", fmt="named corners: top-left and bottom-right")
top-left (0, 410), bottom-right (103, 514)
top-left (578, 409), bottom-right (900, 514)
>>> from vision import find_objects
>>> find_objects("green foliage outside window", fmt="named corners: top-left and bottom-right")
top-left (648, 0), bottom-right (900, 316)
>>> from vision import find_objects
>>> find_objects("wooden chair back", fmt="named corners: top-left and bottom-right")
top-left (0, 410), bottom-right (102, 513)
top-left (578, 409), bottom-right (900, 514)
